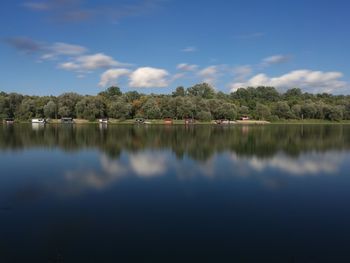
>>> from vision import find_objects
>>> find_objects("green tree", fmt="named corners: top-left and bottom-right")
top-left (284, 88), bottom-right (303, 99)
top-left (273, 101), bottom-right (294, 119)
top-left (207, 99), bottom-right (221, 119)
top-left (58, 93), bottom-right (82, 118)
top-left (108, 99), bottom-right (132, 120)
top-left (301, 102), bottom-right (317, 119)
top-left (239, 105), bottom-right (249, 115)
top-left (58, 106), bottom-right (70, 117)
top-left (196, 110), bottom-right (212, 121)
top-left (256, 103), bottom-right (271, 120)
top-left (75, 97), bottom-right (105, 121)
top-left (8, 93), bottom-right (23, 118)
top-left (0, 95), bottom-right (10, 119)
top-left (255, 86), bottom-right (280, 102)
top-left (324, 105), bottom-right (343, 121)
top-left (124, 91), bottom-right (140, 102)
top-left (43, 100), bottom-right (57, 118)
top-left (99, 86), bottom-right (122, 98)
top-left (177, 97), bottom-right (196, 119)
top-left (141, 98), bottom-right (161, 119)
top-left (291, 104), bottom-right (302, 119)
top-left (187, 83), bottom-right (215, 99)
top-left (172, 86), bottom-right (185, 97)
top-left (216, 103), bottom-right (237, 120)
top-left (16, 98), bottom-right (36, 120)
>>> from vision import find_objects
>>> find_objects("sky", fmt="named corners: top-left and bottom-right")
top-left (1, 0), bottom-right (350, 95)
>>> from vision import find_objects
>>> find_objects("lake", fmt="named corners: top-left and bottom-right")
top-left (1, 124), bottom-right (350, 262)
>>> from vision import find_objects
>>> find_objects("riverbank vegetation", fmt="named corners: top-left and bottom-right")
top-left (1, 83), bottom-right (350, 122)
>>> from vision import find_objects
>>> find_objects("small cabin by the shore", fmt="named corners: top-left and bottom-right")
top-left (135, 118), bottom-right (145, 124)
top-left (164, 118), bottom-right (173, 125)
top-left (61, 117), bottom-right (74, 124)
top-left (3, 118), bottom-right (14, 124)
top-left (241, 116), bottom-right (250, 121)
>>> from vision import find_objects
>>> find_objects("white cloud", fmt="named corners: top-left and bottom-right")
top-left (171, 73), bottom-right (186, 81)
top-left (41, 43), bottom-right (87, 61)
top-left (59, 53), bottom-right (124, 72)
top-left (74, 53), bottom-right (122, 69)
top-left (177, 63), bottom-right (198, 71)
top-left (22, 0), bottom-right (166, 23)
top-left (4, 37), bottom-right (43, 53)
top-left (181, 46), bottom-right (197, 52)
top-left (5, 36), bottom-right (131, 77)
top-left (99, 68), bottom-right (131, 87)
top-left (49, 42), bottom-right (87, 56)
top-left (59, 61), bottom-right (81, 71)
top-left (261, 54), bottom-right (291, 66)
top-left (5, 37), bottom-right (88, 59)
top-left (129, 67), bottom-right (169, 88)
top-left (198, 65), bottom-right (219, 85)
top-left (230, 70), bottom-right (347, 94)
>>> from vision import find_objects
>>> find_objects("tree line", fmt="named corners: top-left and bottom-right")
top-left (1, 83), bottom-right (350, 121)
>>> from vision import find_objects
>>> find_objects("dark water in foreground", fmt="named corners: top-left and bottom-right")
top-left (1, 124), bottom-right (350, 262)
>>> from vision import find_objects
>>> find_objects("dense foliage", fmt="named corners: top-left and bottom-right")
top-left (1, 83), bottom-right (350, 121)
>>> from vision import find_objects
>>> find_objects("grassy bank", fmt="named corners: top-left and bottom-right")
top-left (271, 119), bottom-right (350, 124)
top-left (9, 118), bottom-right (350, 125)
top-left (45, 119), bottom-right (216, 125)
top-left (14, 118), bottom-right (268, 125)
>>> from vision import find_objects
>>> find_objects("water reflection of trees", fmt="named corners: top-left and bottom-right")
top-left (1, 124), bottom-right (350, 160)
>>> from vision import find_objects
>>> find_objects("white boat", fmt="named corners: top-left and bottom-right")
top-left (215, 119), bottom-right (236, 125)
top-left (3, 118), bottom-right (14, 124)
top-left (31, 118), bottom-right (46, 124)
top-left (99, 118), bottom-right (108, 124)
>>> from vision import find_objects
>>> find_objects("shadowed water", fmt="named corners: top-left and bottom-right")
top-left (1, 124), bottom-right (350, 262)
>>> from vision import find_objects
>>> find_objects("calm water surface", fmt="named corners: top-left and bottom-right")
top-left (1, 124), bottom-right (350, 262)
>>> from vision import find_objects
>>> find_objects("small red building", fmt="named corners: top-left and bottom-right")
top-left (164, 118), bottom-right (173, 125)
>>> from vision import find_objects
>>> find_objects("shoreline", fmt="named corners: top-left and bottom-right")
top-left (4, 119), bottom-right (350, 125)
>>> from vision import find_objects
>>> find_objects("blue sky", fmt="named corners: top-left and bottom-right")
top-left (1, 0), bottom-right (350, 95)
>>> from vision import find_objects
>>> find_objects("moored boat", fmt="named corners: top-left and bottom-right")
top-left (215, 119), bottom-right (236, 125)
top-left (99, 118), bottom-right (108, 124)
top-left (31, 118), bottom-right (46, 124)
top-left (3, 118), bottom-right (14, 124)
top-left (135, 118), bottom-right (145, 124)
top-left (61, 117), bottom-right (74, 124)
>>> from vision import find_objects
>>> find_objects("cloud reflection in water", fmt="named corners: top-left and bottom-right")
top-left (230, 152), bottom-right (344, 176)
top-left (63, 151), bottom-right (170, 194)
top-left (62, 149), bottom-right (348, 195)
